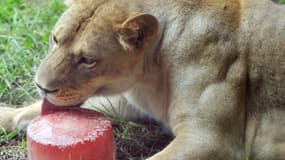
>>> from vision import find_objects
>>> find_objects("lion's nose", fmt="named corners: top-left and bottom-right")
top-left (36, 83), bottom-right (59, 94)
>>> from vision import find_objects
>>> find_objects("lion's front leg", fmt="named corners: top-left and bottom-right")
top-left (0, 101), bottom-right (42, 131)
top-left (147, 120), bottom-right (243, 160)
top-left (148, 78), bottom-right (246, 159)
top-left (0, 95), bottom-right (145, 131)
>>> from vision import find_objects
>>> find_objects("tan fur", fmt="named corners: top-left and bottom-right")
top-left (1, 0), bottom-right (285, 159)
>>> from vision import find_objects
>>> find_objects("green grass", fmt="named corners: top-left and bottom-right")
top-left (0, 128), bottom-right (19, 143)
top-left (273, 0), bottom-right (285, 3)
top-left (0, 0), bottom-right (65, 105)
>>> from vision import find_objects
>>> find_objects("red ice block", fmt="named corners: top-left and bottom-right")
top-left (27, 99), bottom-right (115, 160)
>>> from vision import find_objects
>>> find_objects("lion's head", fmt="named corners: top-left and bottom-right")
top-left (35, 0), bottom-right (159, 106)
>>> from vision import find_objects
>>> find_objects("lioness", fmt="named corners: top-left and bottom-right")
top-left (1, 0), bottom-right (285, 159)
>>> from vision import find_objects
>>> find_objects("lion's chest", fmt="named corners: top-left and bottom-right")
top-left (123, 86), bottom-right (169, 124)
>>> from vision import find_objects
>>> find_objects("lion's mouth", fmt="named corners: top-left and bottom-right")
top-left (41, 98), bottom-right (83, 114)
top-left (45, 88), bottom-right (86, 107)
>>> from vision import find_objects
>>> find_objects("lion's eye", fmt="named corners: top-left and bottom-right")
top-left (79, 56), bottom-right (97, 67)
top-left (52, 35), bottom-right (59, 45)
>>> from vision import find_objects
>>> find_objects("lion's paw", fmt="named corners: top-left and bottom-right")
top-left (0, 107), bottom-right (19, 131)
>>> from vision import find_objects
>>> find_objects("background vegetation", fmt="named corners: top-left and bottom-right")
top-left (277, 0), bottom-right (285, 3)
top-left (0, 0), bottom-right (65, 105)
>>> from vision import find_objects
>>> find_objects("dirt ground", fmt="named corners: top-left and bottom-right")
top-left (0, 122), bottom-right (173, 160)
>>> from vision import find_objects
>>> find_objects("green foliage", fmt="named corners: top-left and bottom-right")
top-left (276, 0), bottom-right (285, 3)
top-left (0, 128), bottom-right (19, 143)
top-left (21, 136), bottom-right (27, 149)
top-left (0, 0), bottom-right (65, 105)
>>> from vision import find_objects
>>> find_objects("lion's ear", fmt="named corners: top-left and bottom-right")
top-left (117, 13), bottom-right (159, 51)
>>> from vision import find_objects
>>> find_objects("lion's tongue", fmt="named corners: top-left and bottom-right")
top-left (41, 98), bottom-right (80, 115)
